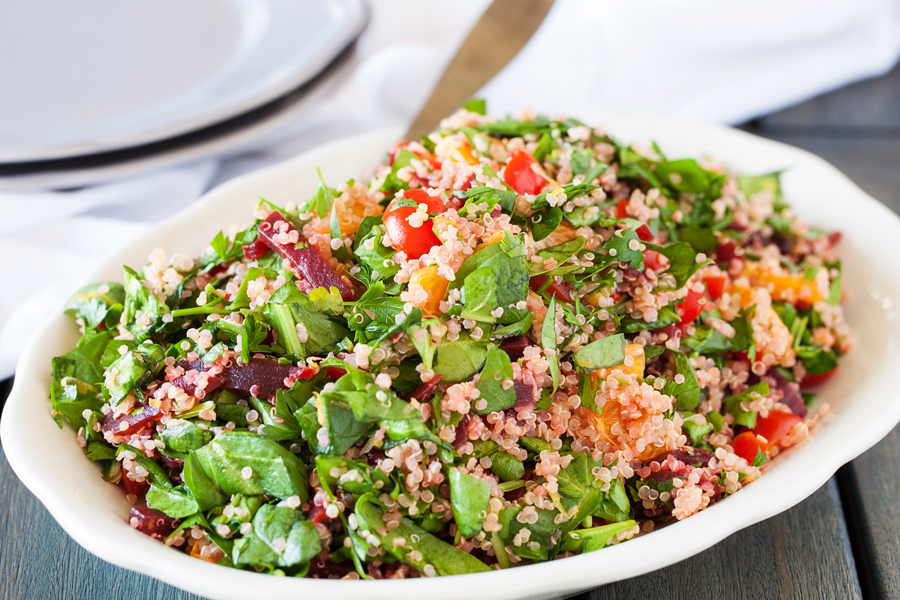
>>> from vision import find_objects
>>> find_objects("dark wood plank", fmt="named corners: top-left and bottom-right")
top-left (840, 428), bottom-right (900, 600)
top-left (743, 134), bottom-right (900, 214)
top-left (756, 60), bottom-right (900, 131)
top-left (0, 443), bottom-right (202, 600)
top-left (571, 479), bottom-right (861, 600)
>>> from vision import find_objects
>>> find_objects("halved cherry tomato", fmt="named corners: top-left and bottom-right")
top-left (530, 275), bottom-right (572, 302)
top-left (383, 206), bottom-right (442, 259)
top-left (616, 199), bottom-right (629, 219)
top-left (801, 366), bottom-right (838, 389)
top-left (704, 274), bottom-right (727, 300)
top-left (677, 289), bottom-right (707, 323)
top-left (504, 149), bottom-right (546, 195)
top-left (731, 431), bottom-right (767, 463)
top-left (388, 188), bottom-right (445, 215)
top-left (753, 411), bottom-right (802, 447)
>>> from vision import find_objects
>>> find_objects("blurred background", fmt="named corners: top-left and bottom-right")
top-left (2, 1), bottom-right (900, 598)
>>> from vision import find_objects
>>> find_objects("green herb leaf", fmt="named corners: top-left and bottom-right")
top-left (474, 345), bottom-right (517, 414)
top-left (572, 334), bottom-right (626, 371)
top-left (447, 468), bottom-right (492, 538)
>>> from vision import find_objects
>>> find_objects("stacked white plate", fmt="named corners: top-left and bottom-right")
top-left (0, 0), bottom-right (368, 190)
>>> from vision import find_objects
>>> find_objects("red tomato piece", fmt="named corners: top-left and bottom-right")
top-left (530, 275), bottom-right (572, 302)
top-left (753, 411), bottom-right (802, 447)
top-left (677, 289), bottom-right (707, 324)
top-left (504, 149), bottom-right (546, 195)
top-left (326, 366), bottom-right (347, 379)
top-left (388, 188), bottom-right (445, 214)
top-left (383, 206), bottom-right (442, 259)
top-left (704, 274), bottom-right (727, 300)
top-left (635, 224), bottom-right (654, 242)
top-left (643, 249), bottom-right (666, 271)
top-left (801, 366), bottom-right (838, 389)
top-left (616, 199), bottom-right (629, 219)
top-left (731, 431), bottom-right (767, 463)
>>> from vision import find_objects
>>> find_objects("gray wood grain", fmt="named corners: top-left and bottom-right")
top-left (571, 479), bottom-right (862, 600)
top-left (757, 60), bottom-right (900, 130)
top-left (841, 428), bottom-right (900, 600)
top-left (0, 438), bottom-right (860, 600)
top-left (0, 443), bottom-right (203, 600)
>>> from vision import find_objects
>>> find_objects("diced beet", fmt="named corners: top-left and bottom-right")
top-left (651, 447), bottom-right (715, 469)
top-left (364, 447), bottom-right (385, 467)
top-left (716, 237), bottom-right (738, 264)
top-left (258, 211), bottom-right (353, 301)
top-left (101, 403), bottom-right (163, 436)
top-left (306, 557), bottom-right (357, 579)
top-left (454, 414), bottom-right (471, 450)
top-left (768, 368), bottom-right (808, 418)
top-left (122, 476), bottom-right (149, 497)
top-left (221, 357), bottom-right (306, 399)
top-left (404, 374), bottom-right (444, 403)
top-left (175, 359), bottom-right (212, 373)
top-left (827, 231), bottom-right (842, 247)
top-left (129, 507), bottom-right (178, 540)
top-left (243, 238), bottom-right (270, 260)
top-left (499, 336), bottom-right (530, 361)
top-left (514, 378), bottom-right (538, 411)
top-left (307, 505), bottom-right (330, 525)
top-left (160, 455), bottom-right (184, 469)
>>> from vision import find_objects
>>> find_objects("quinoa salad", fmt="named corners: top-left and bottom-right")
top-left (50, 105), bottom-right (850, 578)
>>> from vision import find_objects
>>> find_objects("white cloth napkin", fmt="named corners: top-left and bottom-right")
top-left (2, 0), bottom-right (900, 379)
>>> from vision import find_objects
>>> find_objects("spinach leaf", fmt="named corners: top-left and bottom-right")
top-left (645, 241), bottom-right (713, 290)
top-left (354, 494), bottom-right (491, 575)
top-left (572, 334), bottom-right (626, 371)
top-left (542, 296), bottom-right (560, 392)
top-left (50, 330), bottom-right (111, 427)
top-left (459, 243), bottom-right (529, 325)
top-left (315, 455), bottom-right (394, 496)
top-left (453, 186), bottom-right (518, 215)
top-left (433, 333), bottom-right (488, 383)
top-left (489, 451), bottom-right (525, 482)
top-left (183, 452), bottom-right (227, 511)
top-left (146, 484), bottom-right (200, 519)
top-left (262, 285), bottom-right (350, 358)
top-left (193, 432), bottom-right (308, 500)
top-left (380, 149), bottom-right (418, 193)
top-left (474, 344), bottom-right (516, 414)
top-left (797, 345), bottom-right (838, 374)
top-left (353, 228), bottom-right (401, 284)
top-left (492, 312), bottom-right (534, 338)
top-left (447, 468), bottom-right (492, 538)
top-left (530, 237), bottom-right (586, 276)
top-left (531, 207), bottom-right (563, 242)
top-left (160, 421), bottom-right (211, 453)
top-left (117, 443), bottom-right (171, 487)
top-left (233, 505), bottom-right (321, 569)
top-left (603, 230), bottom-right (643, 270)
top-left (563, 520), bottom-right (637, 554)
top-left (662, 352), bottom-right (701, 411)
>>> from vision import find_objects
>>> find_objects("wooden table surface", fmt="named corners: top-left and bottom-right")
top-left (2, 65), bottom-right (899, 600)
